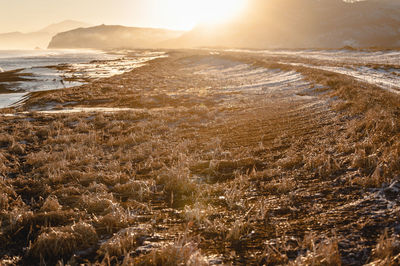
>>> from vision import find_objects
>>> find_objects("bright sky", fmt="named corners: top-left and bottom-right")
top-left (0, 0), bottom-right (247, 33)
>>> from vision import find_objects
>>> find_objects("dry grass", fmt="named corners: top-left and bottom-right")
top-left (370, 229), bottom-right (400, 262)
top-left (226, 218), bottom-right (252, 248)
top-left (293, 234), bottom-right (341, 266)
top-left (183, 202), bottom-right (214, 225)
top-left (304, 153), bottom-right (341, 179)
top-left (132, 236), bottom-right (208, 266)
top-left (156, 163), bottom-right (199, 207)
top-left (259, 245), bottom-right (289, 265)
top-left (113, 179), bottom-right (154, 202)
top-left (1, 50), bottom-right (400, 265)
top-left (28, 222), bottom-right (98, 263)
top-left (97, 227), bottom-right (149, 258)
top-left (261, 176), bottom-right (297, 194)
top-left (40, 196), bottom-right (62, 212)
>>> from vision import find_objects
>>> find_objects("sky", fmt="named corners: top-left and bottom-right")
top-left (0, 0), bottom-right (247, 33)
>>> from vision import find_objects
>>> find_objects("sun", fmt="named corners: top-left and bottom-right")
top-left (159, 0), bottom-right (247, 30)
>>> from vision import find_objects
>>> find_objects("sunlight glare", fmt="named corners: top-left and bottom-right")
top-left (161, 0), bottom-right (247, 30)
top-left (195, 0), bottom-right (246, 25)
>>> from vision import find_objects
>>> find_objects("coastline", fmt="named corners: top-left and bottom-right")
top-left (0, 49), bottom-right (167, 108)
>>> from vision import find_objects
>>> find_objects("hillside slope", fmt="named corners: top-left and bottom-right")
top-left (0, 20), bottom-right (90, 50)
top-left (48, 25), bottom-right (184, 49)
top-left (170, 0), bottom-right (400, 49)
top-left (37, 20), bottom-right (91, 35)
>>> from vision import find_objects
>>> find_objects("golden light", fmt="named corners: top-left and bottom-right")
top-left (194, 0), bottom-right (247, 25)
top-left (159, 0), bottom-right (247, 30)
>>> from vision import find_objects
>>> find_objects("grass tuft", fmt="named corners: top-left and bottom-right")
top-left (28, 222), bottom-right (98, 263)
top-left (132, 236), bottom-right (208, 266)
top-left (97, 227), bottom-right (149, 258)
top-left (293, 234), bottom-right (341, 266)
top-left (371, 229), bottom-right (400, 261)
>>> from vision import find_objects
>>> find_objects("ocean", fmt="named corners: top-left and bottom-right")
top-left (0, 49), bottom-right (166, 108)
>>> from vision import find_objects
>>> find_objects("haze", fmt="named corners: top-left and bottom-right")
top-left (1, 0), bottom-right (399, 50)
top-left (0, 0), bottom-right (246, 33)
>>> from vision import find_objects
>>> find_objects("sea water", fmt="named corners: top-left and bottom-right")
top-left (0, 49), bottom-right (166, 108)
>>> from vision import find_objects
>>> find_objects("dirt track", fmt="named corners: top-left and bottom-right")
top-left (1, 50), bottom-right (400, 265)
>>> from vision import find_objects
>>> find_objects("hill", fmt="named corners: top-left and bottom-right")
top-left (48, 25), bottom-right (184, 49)
top-left (38, 20), bottom-right (92, 35)
top-left (170, 0), bottom-right (400, 49)
top-left (0, 20), bottom-right (90, 50)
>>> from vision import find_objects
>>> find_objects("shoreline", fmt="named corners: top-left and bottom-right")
top-left (0, 49), bottom-right (167, 109)
top-left (0, 69), bottom-right (34, 93)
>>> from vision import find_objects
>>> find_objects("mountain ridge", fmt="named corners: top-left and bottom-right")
top-left (0, 20), bottom-right (90, 50)
top-left (37, 20), bottom-right (92, 35)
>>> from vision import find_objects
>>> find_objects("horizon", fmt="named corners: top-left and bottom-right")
top-left (0, 0), bottom-right (389, 35)
top-left (0, 0), bottom-right (247, 34)
top-left (0, 0), bottom-right (398, 51)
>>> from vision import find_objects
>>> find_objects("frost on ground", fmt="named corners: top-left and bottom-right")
top-left (229, 48), bottom-right (400, 66)
top-left (1, 50), bottom-right (400, 265)
top-left (281, 62), bottom-right (400, 94)
top-left (228, 48), bottom-right (400, 94)
top-left (189, 56), bottom-right (310, 96)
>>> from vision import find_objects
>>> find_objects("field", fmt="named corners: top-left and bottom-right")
top-left (1, 49), bottom-right (400, 265)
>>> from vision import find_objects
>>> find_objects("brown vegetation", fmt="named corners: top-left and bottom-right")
top-left (0, 50), bottom-right (400, 265)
